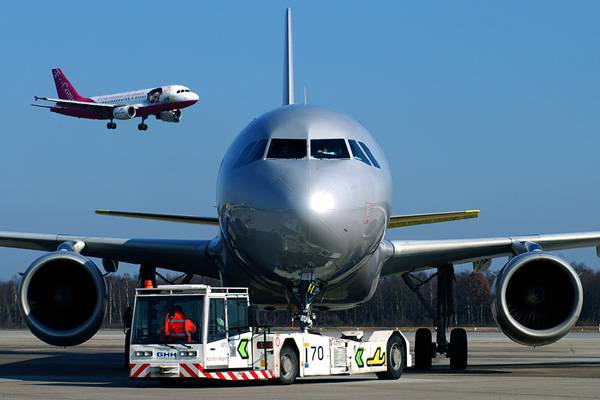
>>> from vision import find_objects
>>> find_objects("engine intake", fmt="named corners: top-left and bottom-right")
top-left (18, 252), bottom-right (106, 346)
top-left (491, 251), bottom-right (582, 346)
top-left (113, 105), bottom-right (136, 120)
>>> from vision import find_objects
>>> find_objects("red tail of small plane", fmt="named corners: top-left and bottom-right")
top-left (52, 68), bottom-right (89, 101)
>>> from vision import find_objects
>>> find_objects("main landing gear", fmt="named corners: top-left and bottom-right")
top-left (403, 265), bottom-right (468, 370)
top-left (106, 120), bottom-right (117, 129)
top-left (137, 117), bottom-right (148, 131)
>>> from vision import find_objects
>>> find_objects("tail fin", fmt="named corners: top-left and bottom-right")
top-left (52, 68), bottom-right (86, 101)
top-left (283, 8), bottom-right (295, 105)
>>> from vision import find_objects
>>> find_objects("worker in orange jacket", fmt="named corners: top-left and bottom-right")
top-left (162, 306), bottom-right (197, 343)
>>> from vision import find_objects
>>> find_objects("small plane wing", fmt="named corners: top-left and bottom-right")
top-left (0, 231), bottom-right (220, 278)
top-left (95, 210), bottom-right (219, 225)
top-left (33, 96), bottom-right (115, 108)
top-left (387, 210), bottom-right (480, 228)
top-left (380, 231), bottom-right (600, 276)
top-left (32, 96), bottom-right (117, 115)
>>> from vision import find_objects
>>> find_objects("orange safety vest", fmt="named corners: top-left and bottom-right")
top-left (163, 311), bottom-right (197, 342)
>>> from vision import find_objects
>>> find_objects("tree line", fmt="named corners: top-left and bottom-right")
top-left (1, 263), bottom-right (599, 329)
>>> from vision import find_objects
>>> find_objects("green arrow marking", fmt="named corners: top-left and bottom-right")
top-left (237, 338), bottom-right (249, 359)
top-left (355, 348), bottom-right (364, 368)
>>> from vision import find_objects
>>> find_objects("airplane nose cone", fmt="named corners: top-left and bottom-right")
top-left (190, 92), bottom-right (199, 103)
top-left (222, 161), bottom-right (387, 283)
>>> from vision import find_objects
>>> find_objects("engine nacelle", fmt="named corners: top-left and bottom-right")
top-left (157, 109), bottom-right (181, 122)
top-left (491, 251), bottom-right (582, 346)
top-left (113, 105), bottom-right (136, 120)
top-left (18, 251), bottom-right (107, 346)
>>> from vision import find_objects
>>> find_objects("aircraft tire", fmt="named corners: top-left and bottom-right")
top-left (449, 328), bottom-right (468, 370)
top-left (277, 344), bottom-right (298, 385)
top-left (376, 333), bottom-right (404, 380)
top-left (414, 328), bottom-right (432, 370)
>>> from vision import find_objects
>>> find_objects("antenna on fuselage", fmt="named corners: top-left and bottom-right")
top-left (283, 8), bottom-right (295, 105)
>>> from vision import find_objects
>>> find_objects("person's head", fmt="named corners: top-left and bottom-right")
top-left (170, 305), bottom-right (184, 316)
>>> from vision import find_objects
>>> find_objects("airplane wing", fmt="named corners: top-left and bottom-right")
top-left (32, 96), bottom-right (116, 112)
top-left (387, 210), bottom-right (480, 228)
top-left (95, 210), bottom-right (219, 225)
top-left (380, 231), bottom-right (600, 275)
top-left (0, 231), bottom-right (220, 278)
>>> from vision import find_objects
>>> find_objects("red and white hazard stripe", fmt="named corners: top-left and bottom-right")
top-left (129, 363), bottom-right (150, 378)
top-left (131, 361), bottom-right (275, 380)
top-left (178, 362), bottom-right (275, 380)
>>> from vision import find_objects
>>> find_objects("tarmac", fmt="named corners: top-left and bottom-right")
top-left (0, 329), bottom-right (599, 400)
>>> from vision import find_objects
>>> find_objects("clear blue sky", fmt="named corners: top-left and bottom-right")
top-left (0, 1), bottom-right (599, 279)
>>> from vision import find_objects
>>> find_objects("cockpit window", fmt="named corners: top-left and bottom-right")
top-left (348, 139), bottom-right (371, 166)
top-left (359, 141), bottom-right (381, 168)
top-left (267, 139), bottom-right (307, 159)
top-left (234, 139), bottom-right (268, 168)
top-left (310, 139), bottom-right (350, 159)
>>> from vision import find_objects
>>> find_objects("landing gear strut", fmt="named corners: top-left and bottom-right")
top-left (137, 117), bottom-right (148, 131)
top-left (291, 275), bottom-right (323, 332)
top-left (106, 120), bottom-right (117, 129)
top-left (403, 265), bottom-right (468, 370)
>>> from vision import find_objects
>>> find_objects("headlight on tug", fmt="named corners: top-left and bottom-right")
top-left (179, 350), bottom-right (198, 357)
top-left (135, 351), bottom-right (153, 357)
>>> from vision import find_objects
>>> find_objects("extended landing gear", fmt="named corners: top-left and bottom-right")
top-left (107, 120), bottom-right (117, 129)
top-left (290, 275), bottom-right (324, 332)
top-left (137, 117), bottom-right (148, 131)
top-left (403, 265), bottom-right (468, 370)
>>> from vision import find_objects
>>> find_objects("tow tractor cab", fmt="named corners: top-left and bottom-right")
top-left (129, 284), bottom-right (412, 384)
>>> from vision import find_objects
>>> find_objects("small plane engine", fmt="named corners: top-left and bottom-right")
top-left (112, 105), bottom-right (137, 120)
top-left (156, 109), bottom-right (181, 122)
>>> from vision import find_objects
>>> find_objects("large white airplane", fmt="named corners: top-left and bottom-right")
top-left (1, 9), bottom-right (598, 371)
top-left (32, 68), bottom-right (199, 131)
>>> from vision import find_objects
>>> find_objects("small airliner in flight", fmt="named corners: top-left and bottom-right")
top-left (32, 68), bottom-right (199, 131)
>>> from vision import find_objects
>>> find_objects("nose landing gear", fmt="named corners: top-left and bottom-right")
top-left (290, 274), bottom-right (324, 332)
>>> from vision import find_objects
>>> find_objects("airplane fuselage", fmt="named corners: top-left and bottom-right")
top-left (215, 104), bottom-right (392, 310)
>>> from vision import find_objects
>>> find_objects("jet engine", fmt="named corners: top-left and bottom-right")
top-left (18, 251), bottom-right (107, 346)
top-left (491, 250), bottom-right (582, 346)
top-left (156, 109), bottom-right (181, 122)
top-left (112, 105), bottom-right (136, 120)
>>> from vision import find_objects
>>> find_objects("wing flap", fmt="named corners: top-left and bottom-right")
top-left (387, 210), bottom-right (480, 228)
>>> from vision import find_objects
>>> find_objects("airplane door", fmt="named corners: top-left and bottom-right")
top-left (226, 298), bottom-right (252, 369)
top-left (204, 298), bottom-right (228, 368)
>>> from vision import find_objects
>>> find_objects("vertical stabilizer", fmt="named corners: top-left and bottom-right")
top-left (52, 68), bottom-right (87, 101)
top-left (283, 8), bottom-right (295, 105)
